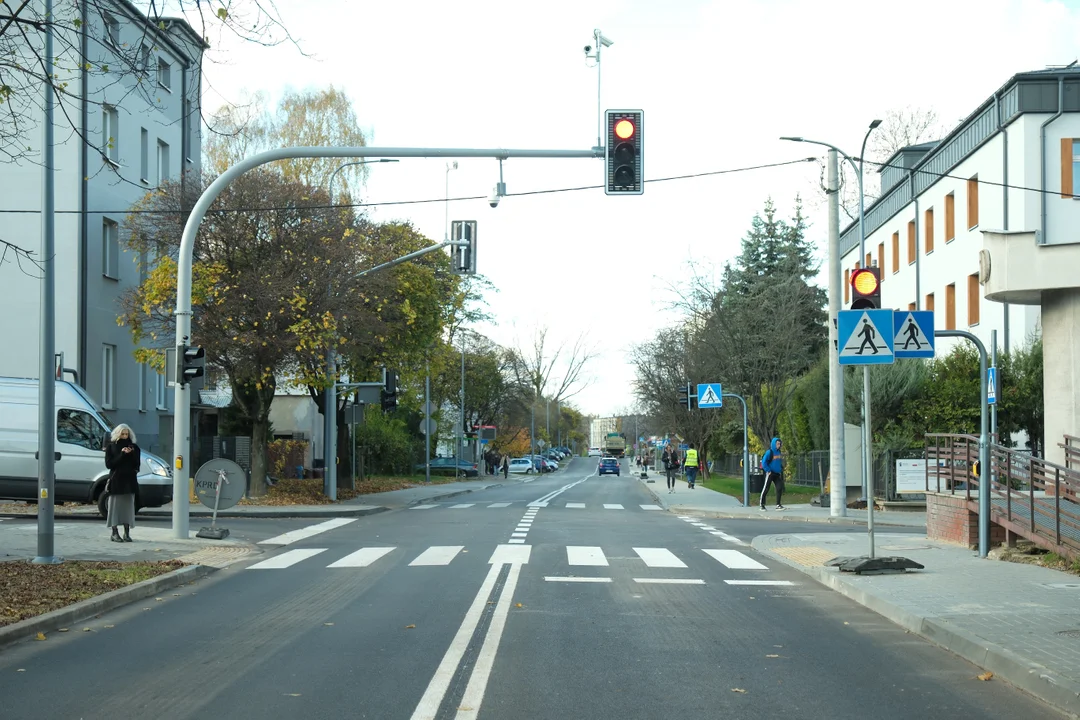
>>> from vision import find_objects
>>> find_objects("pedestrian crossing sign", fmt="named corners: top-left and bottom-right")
top-left (697, 383), bottom-right (723, 408)
top-left (893, 310), bottom-right (935, 359)
top-left (838, 309), bottom-right (894, 366)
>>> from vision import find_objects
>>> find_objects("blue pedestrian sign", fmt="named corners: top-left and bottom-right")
top-left (678, 443), bottom-right (689, 451)
top-left (697, 383), bottom-right (723, 408)
top-left (988, 367), bottom-right (998, 405)
top-left (893, 311), bottom-right (935, 359)
top-left (838, 309), bottom-right (894, 365)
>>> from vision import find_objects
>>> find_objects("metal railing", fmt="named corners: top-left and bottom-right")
top-left (926, 433), bottom-right (1080, 558)
top-left (1064, 434), bottom-right (1080, 472)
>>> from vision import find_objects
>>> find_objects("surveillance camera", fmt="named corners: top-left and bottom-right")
top-left (489, 188), bottom-right (501, 209)
top-left (598, 35), bottom-right (613, 48)
top-left (584, 44), bottom-right (592, 54)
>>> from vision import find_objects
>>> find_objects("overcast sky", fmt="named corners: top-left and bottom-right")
top-left (195, 0), bottom-right (1080, 417)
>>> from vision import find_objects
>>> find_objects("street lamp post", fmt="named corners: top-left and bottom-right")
top-left (459, 330), bottom-right (466, 469)
top-left (781, 120), bottom-right (881, 520)
top-left (323, 158), bottom-right (398, 500)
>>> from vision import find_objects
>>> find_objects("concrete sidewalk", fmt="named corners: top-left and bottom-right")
top-left (637, 474), bottom-right (926, 528)
top-left (754, 531), bottom-right (1080, 717)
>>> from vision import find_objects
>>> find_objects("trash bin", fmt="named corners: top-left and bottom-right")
top-left (749, 471), bottom-right (766, 494)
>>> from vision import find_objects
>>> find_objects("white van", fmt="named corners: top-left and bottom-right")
top-left (0, 377), bottom-right (173, 516)
top-left (588, 447), bottom-right (602, 457)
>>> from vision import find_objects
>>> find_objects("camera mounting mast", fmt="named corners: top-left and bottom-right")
top-left (585, 29), bottom-right (614, 152)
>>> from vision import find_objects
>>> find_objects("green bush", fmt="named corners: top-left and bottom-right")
top-left (355, 408), bottom-right (420, 476)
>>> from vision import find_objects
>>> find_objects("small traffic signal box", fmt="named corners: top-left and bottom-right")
top-left (850, 267), bottom-right (881, 310)
top-left (605, 109), bottom-right (644, 195)
top-left (177, 345), bottom-right (205, 386)
top-left (451, 220), bottom-right (477, 275)
top-left (677, 381), bottom-right (695, 411)
top-left (381, 368), bottom-right (398, 412)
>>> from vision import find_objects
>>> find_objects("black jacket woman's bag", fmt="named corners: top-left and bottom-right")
top-left (105, 439), bottom-right (141, 496)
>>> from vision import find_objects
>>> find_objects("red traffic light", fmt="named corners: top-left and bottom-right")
top-left (614, 118), bottom-right (635, 140)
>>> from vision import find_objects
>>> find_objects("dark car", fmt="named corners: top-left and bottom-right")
top-left (414, 457), bottom-right (479, 478)
top-left (598, 457), bottom-right (621, 476)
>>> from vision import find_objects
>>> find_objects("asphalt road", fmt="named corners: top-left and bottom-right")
top-left (0, 457), bottom-right (1063, 719)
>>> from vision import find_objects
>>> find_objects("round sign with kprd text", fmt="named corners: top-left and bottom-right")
top-left (194, 458), bottom-right (247, 510)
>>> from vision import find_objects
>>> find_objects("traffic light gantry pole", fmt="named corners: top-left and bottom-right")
top-left (168, 145), bottom-right (602, 539)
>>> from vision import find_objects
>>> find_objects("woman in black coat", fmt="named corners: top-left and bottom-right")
top-left (104, 424), bottom-right (140, 542)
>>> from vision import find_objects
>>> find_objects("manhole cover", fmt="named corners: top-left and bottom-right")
top-left (1055, 629), bottom-right (1080, 638)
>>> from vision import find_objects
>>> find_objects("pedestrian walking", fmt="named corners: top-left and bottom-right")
top-left (759, 437), bottom-right (785, 510)
top-left (684, 443), bottom-right (699, 489)
top-left (662, 443), bottom-right (680, 493)
top-left (501, 454), bottom-right (509, 479)
top-left (104, 423), bottom-right (140, 542)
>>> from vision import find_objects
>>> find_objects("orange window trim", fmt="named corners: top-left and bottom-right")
top-left (1062, 138), bottom-right (1074, 199)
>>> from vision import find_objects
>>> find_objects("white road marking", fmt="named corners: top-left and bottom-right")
top-left (410, 562), bottom-right (503, 719)
top-left (603, 504), bottom-right (624, 510)
top-left (248, 548), bottom-right (327, 569)
top-left (677, 515), bottom-right (690, 519)
top-left (511, 532), bottom-right (528, 538)
top-left (449, 504), bottom-right (475, 509)
top-left (725, 580), bottom-right (795, 586)
top-left (530, 477), bottom-right (588, 506)
top-left (710, 531), bottom-right (748, 546)
top-left (567, 546), bottom-right (608, 566)
top-left (488, 503), bottom-right (511, 508)
top-left (640, 505), bottom-right (662, 510)
top-left (409, 546), bottom-right (464, 566)
top-left (565, 503), bottom-right (586, 508)
top-left (633, 578), bottom-right (706, 585)
top-left (410, 504), bottom-right (438, 510)
top-left (508, 539), bottom-right (526, 544)
top-left (327, 546), bottom-right (395, 568)
top-left (703, 549), bottom-right (769, 570)
top-left (545, 576), bottom-right (611, 583)
top-left (257, 518), bottom-right (356, 546)
top-left (490, 544), bottom-right (532, 564)
top-left (526, 502), bottom-right (548, 508)
top-left (633, 547), bottom-right (687, 568)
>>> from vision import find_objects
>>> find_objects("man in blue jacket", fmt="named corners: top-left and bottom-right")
top-left (759, 437), bottom-right (785, 511)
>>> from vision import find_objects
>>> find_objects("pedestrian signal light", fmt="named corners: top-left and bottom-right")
top-left (177, 344), bottom-right (205, 386)
top-left (605, 109), bottom-right (644, 195)
top-left (676, 381), bottom-right (694, 411)
top-left (850, 267), bottom-right (881, 310)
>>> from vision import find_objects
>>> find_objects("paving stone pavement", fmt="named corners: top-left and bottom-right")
top-left (753, 532), bottom-right (1080, 717)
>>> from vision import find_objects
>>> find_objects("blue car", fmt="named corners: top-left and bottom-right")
top-left (598, 457), bottom-right (620, 476)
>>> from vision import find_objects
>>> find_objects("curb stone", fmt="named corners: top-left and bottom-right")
top-left (405, 482), bottom-right (506, 507)
top-left (0, 563), bottom-right (215, 650)
top-left (754, 538), bottom-right (1080, 718)
top-left (679, 509), bottom-right (924, 528)
top-left (138, 505), bottom-right (391, 520)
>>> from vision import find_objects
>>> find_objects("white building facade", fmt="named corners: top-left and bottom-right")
top-left (0, 1), bottom-right (205, 455)
top-left (841, 65), bottom-right (1080, 358)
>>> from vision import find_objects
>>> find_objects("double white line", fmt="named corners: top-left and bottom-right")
top-left (410, 544), bottom-right (531, 720)
top-left (528, 477), bottom-right (589, 507)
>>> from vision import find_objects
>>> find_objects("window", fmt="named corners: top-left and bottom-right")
top-left (865, 252), bottom-right (871, 268)
top-left (157, 140), bottom-right (170, 185)
top-left (102, 218), bottom-right (119, 279)
top-left (1061, 139), bottom-right (1076, 199)
top-left (891, 232), bottom-right (900, 274)
top-left (908, 302), bottom-right (916, 311)
top-left (907, 220), bottom-right (916, 264)
top-left (103, 13), bottom-right (120, 46)
top-left (140, 128), bottom-right (148, 182)
top-left (101, 105), bottom-right (119, 164)
top-left (877, 242), bottom-right (885, 278)
top-left (968, 176), bottom-right (980, 226)
top-left (945, 283), bottom-right (956, 330)
top-left (138, 43), bottom-right (152, 75)
top-left (967, 273), bottom-right (981, 326)
top-left (157, 57), bottom-right (171, 90)
top-left (844, 268), bottom-right (850, 303)
top-left (57, 409), bottom-right (106, 451)
top-left (945, 193), bottom-right (955, 242)
top-left (102, 345), bottom-right (116, 409)
top-left (925, 207), bottom-right (935, 254)
top-left (138, 362), bottom-right (147, 412)
top-left (926, 293), bottom-right (935, 312)
top-left (156, 371), bottom-right (168, 410)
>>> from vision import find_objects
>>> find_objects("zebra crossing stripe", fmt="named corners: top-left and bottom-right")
top-left (633, 547), bottom-right (686, 568)
top-left (328, 547), bottom-right (395, 568)
top-left (640, 505), bottom-right (662, 510)
top-left (703, 549), bottom-right (768, 570)
top-left (449, 504), bottom-right (475, 509)
top-left (409, 546), bottom-right (464, 566)
top-left (258, 518), bottom-right (356, 546)
top-left (725, 580), bottom-right (794, 586)
top-left (488, 503), bottom-right (511, 508)
top-left (633, 578), bottom-right (705, 585)
top-left (565, 503), bottom-right (586, 508)
top-left (248, 548), bottom-right (327, 569)
top-left (710, 531), bottom-right (748, 546)
top-left (567, 546), bottom-right (608, 566)
top-left (410, 504), bottom-right (438, 510)
top-left (603, 504), bottom-right (624, 510)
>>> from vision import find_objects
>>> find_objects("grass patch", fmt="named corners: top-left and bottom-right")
top-left (0, 559), bottom-right (185, 627)
top-left (700, 473), bottom-right (820, 504)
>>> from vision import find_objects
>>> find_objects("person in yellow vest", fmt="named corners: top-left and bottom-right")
top-left (684, 443), bottom-right (699, 489)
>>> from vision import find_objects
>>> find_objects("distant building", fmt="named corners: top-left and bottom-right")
top-left (590, 417), bottom-right (618, 449)
top-left (0, 2), bottom-right (206, 456)
top-left (840, 63), bottom-right (1080, 360)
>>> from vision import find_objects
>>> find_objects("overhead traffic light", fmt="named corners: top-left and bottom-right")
top-left (451, 220), bottom-right (477, 275)
top-left (849, 267), bottom-right (881, 310)
top-left (176, 345), bottom-right (205, 386)
top-left (605, 109), bottom-right (644, 195)
top-left (677, 381), bottom-right (695, 411)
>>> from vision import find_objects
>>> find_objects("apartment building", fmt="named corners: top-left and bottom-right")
top-left (0, 1), bottom-right (205, 455)
top-left (841, 64), bottom-right (1080, 356)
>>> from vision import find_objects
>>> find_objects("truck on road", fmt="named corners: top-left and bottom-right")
top-left (602, 433), bottom-right (626, 458)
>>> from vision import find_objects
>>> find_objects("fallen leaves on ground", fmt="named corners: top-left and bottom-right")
top-left (0, 559), bottom-right (185, 627)
top-left (977, 671), bottom-right (994, 681)
top-left (405, 624), bottom-right (416, 629)
top-left (731, 688), bottom-right (747, 693)
top-left (219, 476), bottom-right (459, 507)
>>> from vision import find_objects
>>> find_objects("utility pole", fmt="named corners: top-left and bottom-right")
top-left (35, 0), bottom-right (59, 564)
top-left (425, 356), bottom-right (432, 484)
top-left (459, 331), bottom-right (466, 463)
top-left (827, 149), bottom-right (847, 517)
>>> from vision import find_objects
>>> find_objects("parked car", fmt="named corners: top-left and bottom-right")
top-left (588, 447), bottom-right (602, 457)
top-left (598, 456), bottom-right (621, 476)
top-left (0, 377), bottom-right (173, 517)
top-left (530, 454), bottom-right (557, 471)
top-left (508, 458), bottom-right (534, 474)
top-left (414, 457), bottom-right (479, 478)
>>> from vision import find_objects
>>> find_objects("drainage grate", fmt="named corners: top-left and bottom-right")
top-left (1055, 629), bottom-right (1080, 638)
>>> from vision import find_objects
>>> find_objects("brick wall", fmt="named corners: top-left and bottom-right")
top-left (926, 492), bottom-right (1006, 549)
